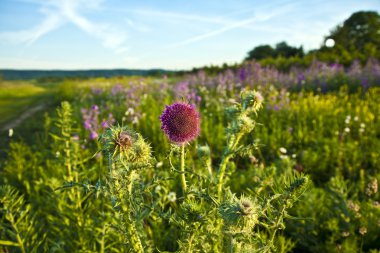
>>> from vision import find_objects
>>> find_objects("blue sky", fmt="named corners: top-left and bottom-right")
top-left (0, 0), bottom-right (379, 70)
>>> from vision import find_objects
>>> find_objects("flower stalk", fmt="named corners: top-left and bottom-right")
top-left (180, 144), bottom-right (187, 194)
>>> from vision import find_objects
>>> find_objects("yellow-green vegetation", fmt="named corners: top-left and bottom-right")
top-left (0, 62), bottom-right (379, 253)
top-left (0, 80), bottom-right (54, 127)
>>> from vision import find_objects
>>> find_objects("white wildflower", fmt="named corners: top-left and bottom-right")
top-left (8, 128), bottom-right (13, 137)
top-left (168, 192), bottom-right (176, 202)
top-left (360, 123), bottom-right (365, 128)
top-left (154, 185), bottom-right (162, 193)
top-left (132, 116), bottom-right (139, 125)
top-left (345, 117), bottom-right (350, 124)
top-left (344, 127), bottom-right (350, 133)
top-left (125, 108), bottom-right (134, 115)
top-left (279, 147), bottom-right (287, 154)
top-left (354, 116), bottom-right (359, 121)
top-left (156, 161), bottom-right (163, 168)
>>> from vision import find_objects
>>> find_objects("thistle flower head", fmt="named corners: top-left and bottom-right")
top-left (160, 102), bottom-right (200, 144)
top-left (99, 125), bottom-right (152, 167)
top-left (219, 196), bottom-right (258, 234)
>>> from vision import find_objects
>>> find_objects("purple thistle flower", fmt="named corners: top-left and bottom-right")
top-left (83, 120), bottom-right (92, 130)
top-left (91, 87), bottom-right (103, 95)
top-left (89, 131), bottom-right (99, 140)
top-left (160, 102), bottom-right (200, 144)
top-left (111, 84), bottom-right (124, 96)
top-left (101, 120), bottom-right (110, 129)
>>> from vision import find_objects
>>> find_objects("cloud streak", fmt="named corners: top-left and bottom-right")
top-left (169, 10), bottom-right (286, 48)
top-left (0, 0), bottom-right (128, 53)
top-left (0, 7), bottom-right (63, 45)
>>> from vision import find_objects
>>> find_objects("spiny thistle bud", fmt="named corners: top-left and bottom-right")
top-left (241, 90), bottom-right (263, 112)
top-left (238, 199), bottom-right (255, 216)
top-left (225, 106), bottom-right (240, 118)
top-left (99, 125), bottom-right (152, 167)
top-left (180, 198), bottom-right (204, 223)
top-left (285, 176), bottom-right (309, 199)
top-left (160, 102), bottom-right (200, 144)
top-left (219, 196), bottom-right (258, 234)
top-left (236, 114), bottom-right (255, 134)
top-left (197, 144), bottom-right (210, 157)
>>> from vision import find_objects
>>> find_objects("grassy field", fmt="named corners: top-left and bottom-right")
top-left (0, 80), bottom-right (56, 127)
top-left (0, 62), bottom-right (379, 252)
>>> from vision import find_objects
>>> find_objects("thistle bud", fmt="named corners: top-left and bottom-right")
top-left (285, 176), bottom-right (309, 200)
top-left (197, 144), bottom-right (210, 157)
top-left (241, 90), bottom-right (263, 112)
top-left (99, 125), bottom-right (152, 167)
top-left (180, 198), bottom-right (204, 223)
top-left (219, 196), bottom-right (258, 234)
top-left (236, 114), bottom-right (255, 134)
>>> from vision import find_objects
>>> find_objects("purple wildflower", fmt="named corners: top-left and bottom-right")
top-left (83, 120), bottom-right (92, 130)
top-left (111, 84), bottom-right (124, 96)
top-left (89, 131), bottom-right (99, 140)
top-left (90, 87), bottom-right (103, 95)
top-left (101, 120), bottom-right (110, 129)
top-left (160, 102), bottom-right (200, 144)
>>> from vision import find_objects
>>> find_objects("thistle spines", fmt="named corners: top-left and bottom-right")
top-left (219, 195), bottom-right (258, 234)
top-left (285, 175), bottom-right (310, 198)
top-left (99, 125), bottom-right (152, 169)
top-left (217, 90), bottom-right (263, 199)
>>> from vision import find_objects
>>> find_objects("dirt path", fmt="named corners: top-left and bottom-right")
top-left (1, 104), bottom-right (45, 132)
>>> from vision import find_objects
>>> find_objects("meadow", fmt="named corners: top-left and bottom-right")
top-left (0, 59), bottom-right (379, 252)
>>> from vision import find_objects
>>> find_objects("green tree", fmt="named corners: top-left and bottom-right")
top-left (245, 45), bottom-right (275, 60)
top-left (274, 42), bottom-right (304, 58)
top-left (320, 11), bottom-right (380, 64)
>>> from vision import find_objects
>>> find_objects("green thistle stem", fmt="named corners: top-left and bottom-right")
top-left (225, 233), bottom-right (234, 253)
top-left (180, 144), bottom-right (187, 194)
top-left (217, 155), bottom-right (230, 200)
top-left (269, 205), bottom-right (286, 248)
top-left (126, 216), bottom-right (144, 253)
top-left (217, 133), bottom-right (243, 199)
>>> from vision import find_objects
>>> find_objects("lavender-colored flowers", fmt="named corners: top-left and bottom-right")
top-left (81, 105), bottom-right (115, 140)
top-left (160, 102), bottom-right (200, 144)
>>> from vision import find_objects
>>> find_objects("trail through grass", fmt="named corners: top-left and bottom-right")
top-left (0, 80), bottom-right (56, 129)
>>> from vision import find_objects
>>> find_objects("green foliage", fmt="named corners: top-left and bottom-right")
top-left (1, 68), bottom-right (379, 252)
top-left (245, 42), bottom-right (304, 62)
top-left (327, 11), bottom-right (380, 54)
top-left (244, 11), bottom-right (380, 69)
top-left (0, 185), bottom-right (44, 253)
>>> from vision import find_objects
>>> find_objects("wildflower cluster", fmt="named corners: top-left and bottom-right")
top-left (81, 105), bottom-right (115, 140)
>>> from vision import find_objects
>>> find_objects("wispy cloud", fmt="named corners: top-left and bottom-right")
top-left (170, 17), bottom-right (261, 47)
top-left (125, 18), bottom-right (151, 33)
top-left (0, 0), bottom-right (128, 53)
top-left (169, 10), bottom-right (286, 48)
top-left (125, 8), bottom-right (230, 25)
top-left (59, 0), bottom-right (128, 52)
top-left (0, 7), bottom-right (64, 45)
